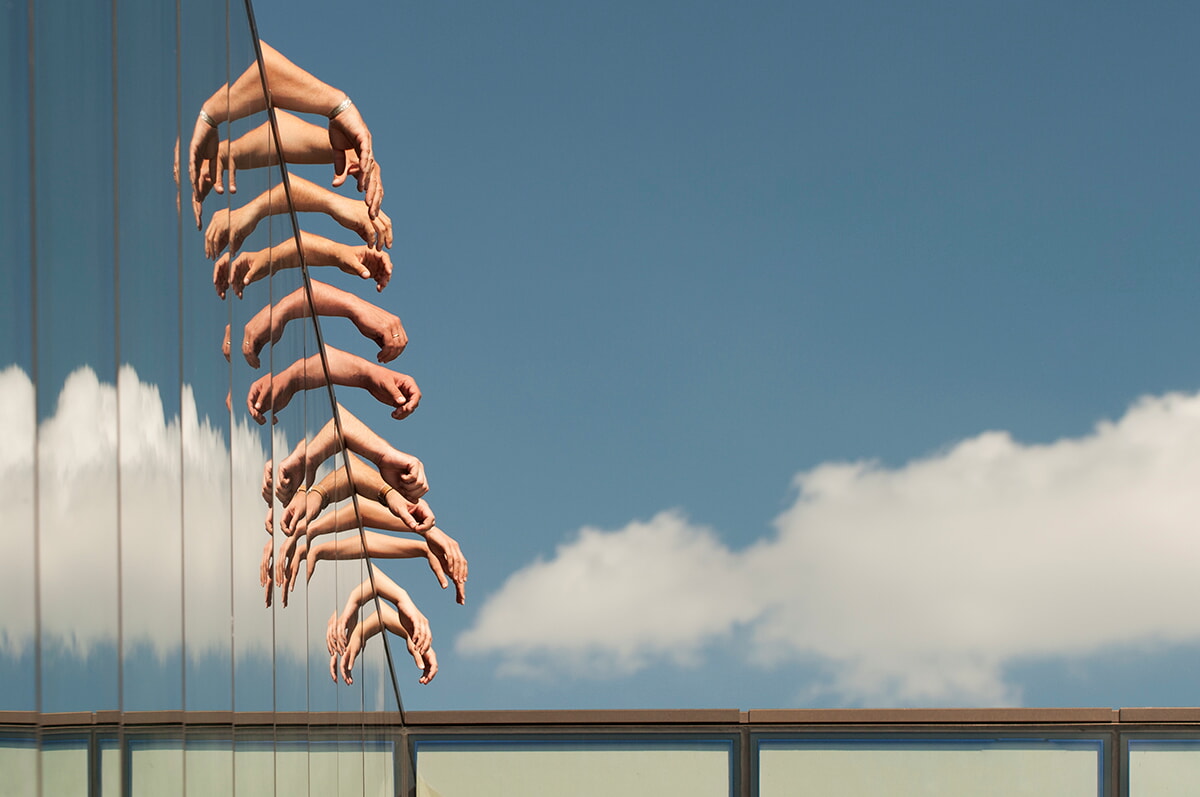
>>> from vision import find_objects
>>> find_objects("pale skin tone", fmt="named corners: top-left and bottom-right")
top-left (189, 41), bottom-right (381, 224)
top-left (273, 528), bottom-right (464, 606)
top-left (214, 231), bottom-right (393, 299)
top-left (275, 404), bottom-right (427, 505)
top-left (245, 345), bottom-right (420, 424)
top-left (204, 173), bottom-right (392, 260)
top-left (334, 604), bottom-right (437, 685)
top-left (240, 280), bottom-right (407, 368)
top-left (328, 566), bottom-right (430, 660)
top-left (280, 453), bottom-right (435, 537)
top-left (197, 110), bottom-right (382, 204)
top-left (303, 506), bottom-right (468, 605)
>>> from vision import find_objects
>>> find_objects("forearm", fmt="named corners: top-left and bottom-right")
top-left (322, 346), bottom-right (380, 392)
top-left (231, 111), bottom-right (340, 169)
top-left (312, 529), bottom-right (431, 562)
top-left (258, 42), bottom-right (345, 117)
top-left (295, 231), bottom-right (352, 268)
top-left (327, 405), bottom-right (392, 465)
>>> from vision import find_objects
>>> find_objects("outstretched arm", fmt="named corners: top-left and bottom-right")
top-left (214, 232), bottom-right (393, 299)
top-left (190, 41), bottom-right (381, 223)
top-left (330, 564), bottom-right (431, 658)
top-left (241, 280), bottom-right (406, 368)
top-left (275, 404), bottom-right (425, 505)
top-left (339, 604), bottom-right (437, 685)
top-left (204, 174), bottom-right (390, 259)
top-left (295, 454), bottom-right (433, 533)
top-left (244, 346), bottom-right (419, 423)
top-left (304, 511), bottom-right (466, 605)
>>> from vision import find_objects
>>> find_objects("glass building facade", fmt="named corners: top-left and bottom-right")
top-left (5, 1), bottom-right (1200, 795)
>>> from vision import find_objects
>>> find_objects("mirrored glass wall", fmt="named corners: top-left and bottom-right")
top-left (0, 0), bottom-right (442, 792)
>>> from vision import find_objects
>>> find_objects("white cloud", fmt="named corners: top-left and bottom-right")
top-left (459, 391), bottom-right (1200, 706)
top-left (0, 365), bottom-right (378, 676)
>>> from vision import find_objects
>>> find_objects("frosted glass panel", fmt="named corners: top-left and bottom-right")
top-left (0, 736), bottom-right (37, 797)
top-left (758, 739), bottom-right (1101, 797)
top-left (416, 741), bottom-right (731, 797)
top-left (1129, 740), bottom-right (1200, 796)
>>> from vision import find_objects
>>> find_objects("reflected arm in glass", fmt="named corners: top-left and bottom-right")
top-left (285, 453), bottom-right (434, 536)
top-left (245, 345), bottom-right (419, 423)
top-left (204, 174), bottom-right (391, 260)
top-left (330, 564), bottom-right (431, 659)
top-left (306, 505), bottom-right (467, 605)
top-left (214, 230), bottom-right (393, 299)
top-left (276, 403), bottom-right (425, 505)
top-left (190, 41), bottom-right (383, 224)
top-left (242, 279), bottom-right (406, 369)
top-left (206, 111), bottom-right (383, 206)
top-left (337, 602), bottom-right (436, 686)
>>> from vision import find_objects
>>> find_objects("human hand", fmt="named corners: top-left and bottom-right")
top-left (378, 448), bottom-right (428, 501)
top-left (222, 324), bottom-right (232, 362)
top-left (280, 538), bottom-right (308, 599)
top-left (409, 640), bottom-right (437, 684)
top-left (342, 159), bottom-right (385, 222)
top-left (188, 111), bottom-right (219, 228)
top-left (425, 527), bottom-right (467, 605)
top-left (246, 371), bottom-right (301, 424)
top-left (276, 534), bottom-right (305, 606)
top-left (335, 246), bottom-right (392, 292)
top-left (194, 139), bottom-right (237, 214)
top-left (280, 487), bottom-right (319, 538)
top-left (275, 440), bottom-right (306, 505)
top-left (260, 539), bottom-right (274, 608)
top-left (330, 196), bottom-right (392, 250)
top-left (205, 204), bottom-right (259, 260)
top-left (213, 246), bottom-right (271, 300)
top-left (260, 459), bottom-right (273, 505)
top-left (333, 603), bottom-right (361, 656)
top-left (384, 493), bottom-right (435, 534)
top-left (242, 305), bottom-right (272, 368)
top-left (326, 611), bottom-right (342, 664)
top-left (339, 627), bottom-right (363, 685)
top-left (362, 366), bottom-right (420, 419)
top-left (350, 301), bottom-right (406, 363)
top-left (327, 102), bottom-right (380, 218)
top-left (425, 546), bottom-right (450, 591)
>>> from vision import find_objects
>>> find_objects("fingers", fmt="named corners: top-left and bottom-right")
top-left (390, 373), bottom-right (421, 419)
top-left (376, 321), bottom-right (406, 363)
top-left (213, 252), bottom-right (231, 299)
top-left (222, 324), bottom-right (231, 362)
top-left (370, 209), bottom-right (393, 250)
top-left (247, 374), bottom-right (271, 425)
top-left (340, 644), bottom-right (357, 685)
top-left (204, 210), bottom-right (228, 260)
top-left (326, 614), bottom-right (339, 657)
top-left (332, 148), bottom-right (349, 188)
top-left (427, 552), bottom-right (449, 590)
top-left (364, 164), bottom-right (383, 220)
top-left (243, 327), bottom-right (262, 368)
top-left (227, 149), bottom-right (238, 195)
top-left (454, 576), bottom-right (467, 606)
top-left (408, 499), bottom-right (435, 533)
top-left (261, 459), bottom-right (273, 504)
top-left (420, 647), bottom-right (438, 684)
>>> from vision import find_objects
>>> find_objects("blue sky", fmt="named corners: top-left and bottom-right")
top-left (251, 0), bottom-right (1200, 710)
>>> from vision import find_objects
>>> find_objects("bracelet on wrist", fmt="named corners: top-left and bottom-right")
top-left (328, 96), bottom-right (353, 120)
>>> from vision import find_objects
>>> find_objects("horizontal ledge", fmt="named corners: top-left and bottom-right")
top-left (746, 708), bottom-right (1120, 725)
top-left (1120, 708), bottom-right (1200, 723)
top-left (404, 709), bottom-right (743, 726)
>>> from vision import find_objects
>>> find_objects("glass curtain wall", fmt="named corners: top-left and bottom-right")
top-left (0, 0), bottom-right (404, 793)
